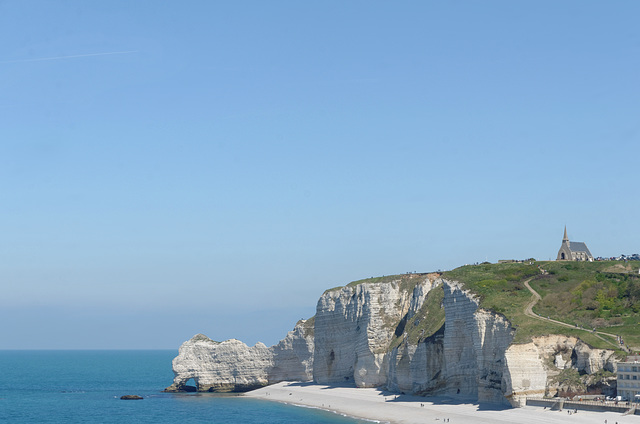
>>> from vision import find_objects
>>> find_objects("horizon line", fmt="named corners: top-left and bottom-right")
top-left (0, 50), bottom-right (139, 64)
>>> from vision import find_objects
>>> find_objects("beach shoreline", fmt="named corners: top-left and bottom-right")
top-left (245, 381), bottom-right (636, 424)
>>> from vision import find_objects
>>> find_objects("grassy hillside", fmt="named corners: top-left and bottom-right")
top-left (443, 261), bottom-right (640, 351)
top-left (531, 261), bottom-right (640, 349)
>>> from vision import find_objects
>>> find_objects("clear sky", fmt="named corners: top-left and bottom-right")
top-left (1, 1), bottom-right (639, 349)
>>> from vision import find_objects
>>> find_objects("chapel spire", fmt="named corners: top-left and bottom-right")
top-left (557, 226), bottom-right (593, 261)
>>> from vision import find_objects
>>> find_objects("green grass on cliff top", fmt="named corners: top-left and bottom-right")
top-left (324, 273), bottom-right (428, 294)
top-left (443, 261), bottom-right (640, 351)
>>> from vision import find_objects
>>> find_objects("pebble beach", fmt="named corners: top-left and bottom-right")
top-left (246, 382), bottom-right (636, 424)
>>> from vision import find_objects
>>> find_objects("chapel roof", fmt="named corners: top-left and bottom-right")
top-left (569, 241), bottom-right (591, 254)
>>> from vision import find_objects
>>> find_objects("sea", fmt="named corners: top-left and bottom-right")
top-left (0, 350), bottom-right (367, 423)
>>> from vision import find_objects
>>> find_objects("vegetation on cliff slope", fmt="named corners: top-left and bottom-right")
top-left (532, 261), bottom-right (640, 348)
top-left (388, 284), bottom-right (445, 350)
top-left (444, 261), bottom-right (640, 350)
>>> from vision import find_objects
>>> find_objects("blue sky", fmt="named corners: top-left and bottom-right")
top-left (1, 1), bottom-right (639, 349)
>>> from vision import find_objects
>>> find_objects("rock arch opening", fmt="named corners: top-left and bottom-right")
top-left (182, 378), bottom-right (197, 392)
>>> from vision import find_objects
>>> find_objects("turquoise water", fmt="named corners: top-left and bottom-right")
top-left (0, 350), bottom-right (366, 423)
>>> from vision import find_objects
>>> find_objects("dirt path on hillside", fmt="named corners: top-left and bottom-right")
top-left (522, 277), bottom-right (627, 351)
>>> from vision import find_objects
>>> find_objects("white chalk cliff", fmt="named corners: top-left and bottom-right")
top-left (313, 275), bottom-right (436, 387)
top-left (165, 321), bottom-right (313, 392)
top-left (166, 274), bottom-right (617, 406)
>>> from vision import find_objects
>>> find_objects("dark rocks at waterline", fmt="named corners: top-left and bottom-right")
top-left (163, 384), bottom-right (197, 393)
top-left (120, 395), bottom-right (143, 400)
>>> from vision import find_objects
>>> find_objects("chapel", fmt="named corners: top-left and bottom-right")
top-left (556, 227), bottom-right (594, 261)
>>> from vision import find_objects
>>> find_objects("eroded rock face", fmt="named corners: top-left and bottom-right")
top-left (502, 340), bottom-right (550, 406)
top-left (502, 335), bottom-right (619, 406)
top-left (164, 336), bottom-right (271, 392)
top-left (313, 275), bottom-right (437, 387)
top-left (270, 320), bottom-right (315, 383)
top-left (164, 320), bottom-right (313, 392)
top-left (573, 340), bottom-right (617, 374)
top-left (387, 327), bottom-right (445, 394)
top-left (437, 281), bottom-right (515, 404)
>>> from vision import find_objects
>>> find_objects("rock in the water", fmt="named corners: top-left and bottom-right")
top-left (120, 395), bottom-right (143, 400)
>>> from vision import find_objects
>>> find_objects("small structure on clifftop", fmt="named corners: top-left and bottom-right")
top-left (557, 226), bottom-right (593, 261)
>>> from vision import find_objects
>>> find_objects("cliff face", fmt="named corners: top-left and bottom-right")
top-left (164, 320), bottom-right (313, 392)
top-left (385, 279), bottom-right (514, 404)
top-left (502, 335), bottom-right (618, 406)
top-left (387, 327), bottom-right (445, 394)
top-left (313, 275), bottom-right (436, 387)
top-left (270, 319), bottom-right (315, 383)
top-left (440, 281), bottom-right (515, 403)
top-left (167, 275), bottom-right (617, 406)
